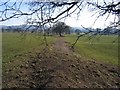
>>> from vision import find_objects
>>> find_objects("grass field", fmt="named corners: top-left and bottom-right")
top-left (2, 32), bottom-right (55, 63)
top-left (2, 32), bottom-right (119, 66)
top-left (3, 33), bottom-right (119, 88)
top-left (65, 34), bottom-right (118, 65)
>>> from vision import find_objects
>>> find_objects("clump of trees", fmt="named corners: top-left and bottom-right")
top-left (51, 22), bottom-right (71, 36)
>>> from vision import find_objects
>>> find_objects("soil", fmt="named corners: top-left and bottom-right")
top-left (2, 36), bottom-right (120, 88)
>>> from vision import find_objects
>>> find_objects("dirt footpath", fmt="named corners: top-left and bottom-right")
top-left (54, 36), bottom-right (71, 53)
top-left (2, 37), bottom-right (120, 88)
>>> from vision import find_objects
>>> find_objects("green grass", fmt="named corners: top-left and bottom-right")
top-left (65, 34), bottom-right (118, 65)
top-left (2, 32), bottom-right (119, 66)
top-left (2, 32), bottom-right (55, 63)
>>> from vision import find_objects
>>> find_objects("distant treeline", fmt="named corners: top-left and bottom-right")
top-left (74, 27), bottom-right (119, 35)
top-left (1, 25), bottom-right (119, 35)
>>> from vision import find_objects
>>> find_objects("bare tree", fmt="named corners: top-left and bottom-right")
top-left (51, 21), bottom-right (70, 36)
top-left (0, 0), bottom-right (119, 47)
top-left (0, 0), bottom-right (119, 22)
top-left (87, 0), bottom-right (120, 27)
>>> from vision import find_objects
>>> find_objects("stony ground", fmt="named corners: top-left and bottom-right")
top-left (2, 37), bottom-right (120, 88)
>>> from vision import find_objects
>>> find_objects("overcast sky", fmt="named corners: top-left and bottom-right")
top-left (0, 0), bottom-right (118, 29)
top-left (64, 8), bottom-right (117, 29)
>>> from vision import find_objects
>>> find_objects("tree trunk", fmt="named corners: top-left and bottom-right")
top-left (59, 31), bottom-right (62, 37)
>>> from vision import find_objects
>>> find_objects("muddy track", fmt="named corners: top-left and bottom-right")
top-left (2, 37), bottom-right (120, 88)
top-left (54, 37), bottom-right (71, 53)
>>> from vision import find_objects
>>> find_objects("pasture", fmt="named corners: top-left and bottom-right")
top-left (2, 32), bottom-right (119, 65)
top-left (2, 32), bottom-right (55, 64)
top-left (65, 34), bottom-right (118, 65)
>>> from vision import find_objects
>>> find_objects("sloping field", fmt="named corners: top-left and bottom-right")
top-left (2, 33), bottom-right (120, 88)
top-left (65, 34), bottom-right (118, 65)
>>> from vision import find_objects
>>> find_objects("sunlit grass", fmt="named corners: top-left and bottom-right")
top-left (65, 34), bottom-right (118, 65)
top-left (2, 32), bottom-right (119, 65)
top-left (2, 32), bottom-right (55, 63)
